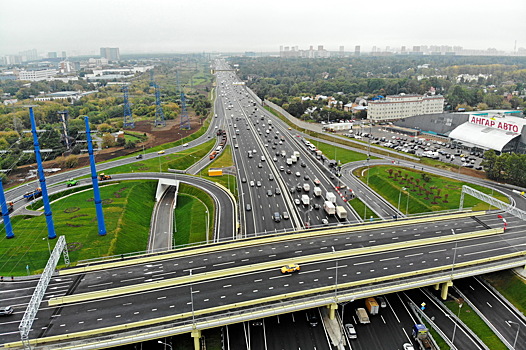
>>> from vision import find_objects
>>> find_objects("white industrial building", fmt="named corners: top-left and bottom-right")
top-left (367, 94), bottom-right (444, 122)
top-left (18, 68), bottom-right (58, 81)
top-left (448, 111), bottom-right (526, 153)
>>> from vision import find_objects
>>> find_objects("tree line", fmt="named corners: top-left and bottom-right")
top-left (482, 150), bottom-right (526, 187)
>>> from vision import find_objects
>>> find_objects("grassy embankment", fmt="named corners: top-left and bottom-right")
top-left (353, 165), bottom-right (507, 214)
top-left (100, 139), bottom-right (216, 175)
top-left (484, 270), bottom-right (526, 316)
top-left (174, 183), bottom-right (215, 247)
top-left (0, 181), bottom-right (156, 275)
top-left (199, 145), bottom-right (237, 199)
top-left (443, 299), bottom-right (507, 350)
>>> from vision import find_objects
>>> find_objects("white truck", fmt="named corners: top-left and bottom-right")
top-left (335, 206), bottom-right (347, 220)
top-left (313, 187), bottom-right (322, 197)
top-left (291, 155), bottom-right (297, 163)
top-left (301, 195), bottom-right (310, 205)
top-left (303, 183), bottom-right (310, 192)
top-left (323, 201), bottom-right (335, 215)
top-left (293, 151), bottom-right (300, 158)
top-left (356, 308), bottom-right (370, 324)
top-left (326, 191), bottom-right (337, 204)
top-left (286, 158), bottom-right (293, 165)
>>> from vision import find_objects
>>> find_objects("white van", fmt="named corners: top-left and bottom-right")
top-left (261, 156), bottom-right (266, 162)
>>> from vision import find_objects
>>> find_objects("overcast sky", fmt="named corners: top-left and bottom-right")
top-left (1, 0), bottom-right (525, 56)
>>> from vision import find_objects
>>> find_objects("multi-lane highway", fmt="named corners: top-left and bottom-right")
top-left (2, 60), bottom-right (526, 350)
top-left (2, 211), bottom-right (525, 349)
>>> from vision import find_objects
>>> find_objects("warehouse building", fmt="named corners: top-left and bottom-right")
top-left (394, 110), bottom-right (526, 154)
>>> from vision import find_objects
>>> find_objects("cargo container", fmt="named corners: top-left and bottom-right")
top-left (326, 191), bottom-right (337, 203)
top-left (208, 168), bottom-right (223, 177)
top-left (365, 298), bottom-right (379, 315)
top-left (323, 201), bottom-right (335, 215)
top-left (313, 187), bottom-right (322, 197)
top-left (286, 158), bottom-right (293, 165)
top-left (335, 206), bottom-right (347, 220)
top-left (293, 151), bottom-right (300, 158)
top-left (301, 195), bottom-right (310, 205)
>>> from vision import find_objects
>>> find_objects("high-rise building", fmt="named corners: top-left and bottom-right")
top-left (19, 49), bottom-right (38, 62)
top-left (61, 51), bottom-right (67, 58)
top-left (48, 52), bottom-right (58, 58)
top-left (100, 47), bottom-right (120, 61)
top-left (354, 45), bottom-right (360, 56)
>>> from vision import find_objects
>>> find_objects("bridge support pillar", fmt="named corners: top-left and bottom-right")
top-left (191, 329), bottom-right (201, 350)
top-left (433, 283), bottom-right (440, 291)
top-left (441, 281), bottom-right (453, 300)
top-left (328, 303), bottom-right (338, 320)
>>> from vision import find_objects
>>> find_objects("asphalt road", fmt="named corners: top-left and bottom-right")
top-left (1, 212), bottom-right (524, 345)
top-left (404, 288), bottom-right (486, 350)
top-left (148, 185), bottom-right (176, 252)
top-left (454, 277), bottom-right (526, 349)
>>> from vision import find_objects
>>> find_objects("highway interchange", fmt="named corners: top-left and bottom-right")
top-left (1, 60), bottom-right (526, 350)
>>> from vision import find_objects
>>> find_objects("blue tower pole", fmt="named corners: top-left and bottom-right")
top-left (28, 107), bottom-right (56, 239)
top-left (0, 180), bottom-right (14, 239)
top-left (84, 116), bottom-right (106, 236)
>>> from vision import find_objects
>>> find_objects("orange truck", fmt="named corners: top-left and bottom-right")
top-left (365, 297), bottom-right (379, 315)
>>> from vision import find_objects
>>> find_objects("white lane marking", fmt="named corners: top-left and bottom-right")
top-left (354, 261), bottom-right (374, 265)
top-left (405, 253), bottom-right (423, 258)
top-left (298, 269), bottom-right (320, 275)
top-left (380, 257), bottom-right (398, 262)
top-left (213, 261), bottom-right (235, 267)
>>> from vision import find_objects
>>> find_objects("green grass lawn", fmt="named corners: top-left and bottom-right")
top-left (353, 165), bottom-right (508, 214)
top-left (347, 197), bottom-right (379, 221)
top-left (175, 183), bottom-right (215, 247)
top-left (484, 271), bottom-right (526, 316)
top-left (100, 139), bottom-right (216, 175)
top-left (444, 300), bottom-right (507, 350)
top-left (0, 181), bottom-right (156, 275)
top-left (199, 145), bottom-right (238, 198)
top-left (306, 138), bottom-right (372, 163)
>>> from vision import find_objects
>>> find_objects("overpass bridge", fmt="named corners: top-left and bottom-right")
top-left (2, 210), bottom-right (525, 350)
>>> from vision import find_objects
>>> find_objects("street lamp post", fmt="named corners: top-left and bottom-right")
top-left (189, 269), bottom-right (196, 327)
top-left (205, 210), bottom-right (209, 244)
top-left (405, 190), bottom-right (410, 216)
top-left (331, 246), bottom-right (338, 300)
top-left (507, 320), bottom-right (520, 349)
top-left (157, 340), bottom-right (173, 350)
top-left (42, 237), bottom-right (51, 255)
top-left (397, 187), bottom-right (406, 212)
top-left (451, 302), bottom-right (463, 349)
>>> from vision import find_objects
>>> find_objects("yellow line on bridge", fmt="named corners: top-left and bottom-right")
top-left (60, 211), bottom-right (484, 276)
top-left (8, 241), bottom-right (523, 350)
top-left (48, 226), bottom-right (501, 307)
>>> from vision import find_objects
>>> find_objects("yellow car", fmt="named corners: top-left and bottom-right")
top-left (281, 263), bottom-right (300, 274)
top-left (157, 150), bottom-right (165, 154)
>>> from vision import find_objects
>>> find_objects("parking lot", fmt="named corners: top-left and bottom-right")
top-left (341, 125), bottom-right (485, 170)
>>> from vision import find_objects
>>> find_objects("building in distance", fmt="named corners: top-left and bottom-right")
top-left (367, 94), bottom-right (445, 122)
top-left (100, 47), bottom-right (120, 61)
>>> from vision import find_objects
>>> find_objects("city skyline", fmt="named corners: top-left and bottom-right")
top-left (1, 0), bottom-right (525, 56)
